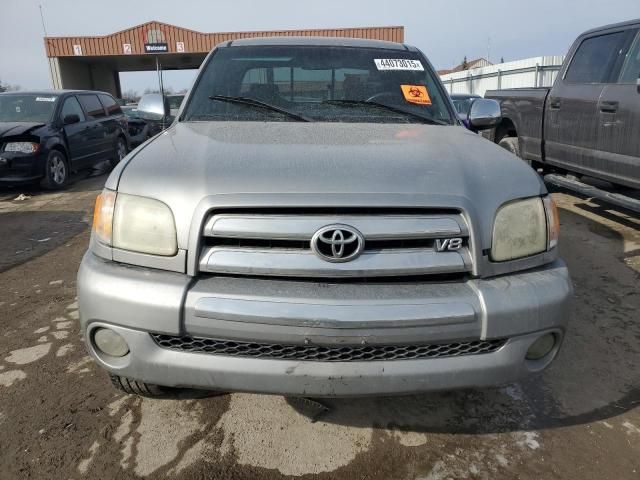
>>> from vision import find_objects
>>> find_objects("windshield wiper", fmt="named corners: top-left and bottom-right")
top-left (209, 95), bottom-right (311, 122)
top-left (322, 99), bottom-right (448, 125)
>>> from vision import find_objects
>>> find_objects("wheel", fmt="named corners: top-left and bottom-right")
top-left (110, 136), bottom-right (128, 167)
top-left (40, 150), bottom-right (69, 189)
top-left (109, 374), bottom-right (224, 399)
top-left (109, 374), bottom-right (173, 398)
top-left (497, 136), bottom-right (548, 172)
top-left (498, 136), bottom-right (522, 158)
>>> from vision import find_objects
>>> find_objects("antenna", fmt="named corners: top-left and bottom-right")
top-left (39, 4), bottom-right (48, 37)
top-left (487, 36), bottom-right (491, 63)
top-left (39, 4), bottom-right (56, 89)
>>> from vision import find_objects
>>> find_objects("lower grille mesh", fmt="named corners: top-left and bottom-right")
top-left (151, 334), bottom-right (506, 362)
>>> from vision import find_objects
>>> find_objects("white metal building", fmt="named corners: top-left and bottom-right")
top-left (440, 56), bottom-right (565, 96)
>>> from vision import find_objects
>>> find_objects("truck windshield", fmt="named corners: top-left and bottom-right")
top-left (0, 94), bottom-right (58, 123)
top-left (184, 45), bottom-right (455, 125)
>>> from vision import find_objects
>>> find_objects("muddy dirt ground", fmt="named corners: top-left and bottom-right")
top-left (0, 173), bottom-right (638, 480)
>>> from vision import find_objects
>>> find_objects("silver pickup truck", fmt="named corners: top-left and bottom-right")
top-left (78, 37), bottom-right (571, 398)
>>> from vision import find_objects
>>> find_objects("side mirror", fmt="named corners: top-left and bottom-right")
top-left (63, 114), bottom-right (80, 125)
top-left (468, 98), bottom-right (501, 130)
top-left (457, 112), bottom-right (472, 130)
top-left (137, 94), bottom-right (170, 121)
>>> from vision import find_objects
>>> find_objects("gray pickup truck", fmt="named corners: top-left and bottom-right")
top-left (78, 37), bottom-right (571, 398)
top-left (486, 19), bottom-right (640, 190)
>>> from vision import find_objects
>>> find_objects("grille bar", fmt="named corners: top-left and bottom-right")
top-left (204, 214), bottom-right (467, 240)
top-left (199, 247), bottom-right (471, 278)
top-left (151, 334), bottom-right (506, 362)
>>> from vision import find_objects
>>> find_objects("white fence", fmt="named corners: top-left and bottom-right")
top-left (440, 56), bottom-right (565, 96)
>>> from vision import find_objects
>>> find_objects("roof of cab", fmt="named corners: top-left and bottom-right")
top-left (221, 36), bottom-right (414, 51)
top-left (580, 18), bottom-right (640, 37)
top-left (0, 89), bottom-right (110, 96)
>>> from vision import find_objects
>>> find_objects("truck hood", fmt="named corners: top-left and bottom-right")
top-left (114, 121), bottom-right (546, 249)
top-left (0, 122), bottom-right (46, 138)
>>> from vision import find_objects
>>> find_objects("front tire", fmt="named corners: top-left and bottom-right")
top-left (110, 136), bottom-right (128, 167)
top-left (109, 374), bottom-right (173, 398)
top-left (40, 150), bottom-right (69, 190)
top-left (498, 136), bottom-right (523, 159)
top-left (498, 136), bottom-right (545, 172)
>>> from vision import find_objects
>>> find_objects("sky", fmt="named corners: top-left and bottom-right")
top-left (1, 0), bottom-right (639, 94)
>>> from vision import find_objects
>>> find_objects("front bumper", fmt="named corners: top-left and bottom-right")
top-left (78, 253), bottom-right (572, 396)
top-left (0, 151), bottom-right (46, 184)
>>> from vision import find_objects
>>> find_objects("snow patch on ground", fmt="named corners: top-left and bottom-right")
top-left (515, 431), bottom-right (540, 450)
top-left (217, 394), bottom-right (372, 476)
top-left (133, 399), bottom-right (208, 476)
top-left (56, 343), bottom-right (74, 357)
top-left (52, 331), bottom-right (69, 340)
top-left (5, 343), bottom-right (51, 365)
top-left (622, 421), bottom-right (640, 435)
top-left (77, 440), bottom-right (100, 474)
top-left (0, 370), bottom-right (27, 387)
top-left (66, 356), bottom-right (92, 374)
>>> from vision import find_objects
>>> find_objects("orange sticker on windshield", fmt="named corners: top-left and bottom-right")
top-left (401, 85), bottom-right (431, 105)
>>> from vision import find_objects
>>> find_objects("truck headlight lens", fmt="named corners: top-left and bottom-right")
top-left (113, 193), bottom-right (177, 256)
top-left (491, 197), bottom-right (547, 261)
top-left (4, 142), bottom-right (39, 153)
top-left (92, 189), bottom-right (177, 256)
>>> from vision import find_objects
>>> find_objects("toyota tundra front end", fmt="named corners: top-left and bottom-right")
top-left (77, 37), bottom-right (572, 397)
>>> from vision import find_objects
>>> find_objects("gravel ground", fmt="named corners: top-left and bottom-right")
top-left (0, 174), bottom-right (638, 480)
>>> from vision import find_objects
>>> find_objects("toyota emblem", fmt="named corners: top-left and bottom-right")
top-left (311, 225), bottom-right (365, 263)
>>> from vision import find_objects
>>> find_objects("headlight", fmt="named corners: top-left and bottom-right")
top-left (92, 189), bottom-right (177, 256)
top-left (491, 197), bottom-right (549, 262)
top-left (4, 142), bottom-right (39, 153)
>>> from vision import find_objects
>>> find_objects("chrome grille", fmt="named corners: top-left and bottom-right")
top-left (151, 334), bottom-right (505, 362)
top-left (199, 211), bottom-right (472, 278)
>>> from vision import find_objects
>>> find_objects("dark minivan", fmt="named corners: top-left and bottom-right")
top-left (0, 90), bottom-right (128, 189)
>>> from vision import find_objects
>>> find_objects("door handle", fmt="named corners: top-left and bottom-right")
top-left (549, 99), bottom-right (561, 110)
top-left (599, 101), bottom-right (619, 113)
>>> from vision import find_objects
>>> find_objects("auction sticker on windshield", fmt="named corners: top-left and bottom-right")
top-left (374, 59), bottom-right (424, 71)
top-left (400, 85), bottom-right (432, 105)
top-left (35, 97), bottom-right (57, 102)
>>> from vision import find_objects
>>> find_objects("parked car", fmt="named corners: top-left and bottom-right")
top-left (121, 105), bottom-right (150, 148)
top-left (78, 37), bottom-right (571, 398)
top-left (0, 90), bottom-right (128, 189)
top-left (167, 94), bottom-right (185, 117)
top-left (485, 19), bottom-right (640, 189)
top-left (450, 93), bottom-right (481, 116)
top-left (450, 93), bottom-right (482, 130)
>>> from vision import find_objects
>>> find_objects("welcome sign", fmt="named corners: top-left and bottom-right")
top-left (144, 43), bottom-right (169, 53)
